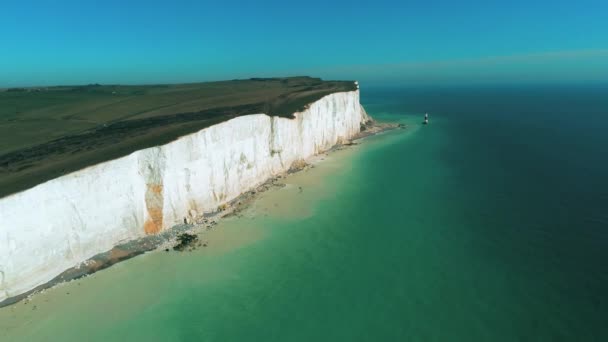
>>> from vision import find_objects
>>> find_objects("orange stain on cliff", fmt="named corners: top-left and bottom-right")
top-left (149, 184), bottom-right (163, 194)
top-left (144, 183), bottom-right (164, 235)
top-left (144, 218), bottom-right (161, 234)
top-left (144, 207), bottom-right (164, 234)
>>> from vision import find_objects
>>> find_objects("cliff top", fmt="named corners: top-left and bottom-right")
top-left (0, 77), bottom-right (357, 197)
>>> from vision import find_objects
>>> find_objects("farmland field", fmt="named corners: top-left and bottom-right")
top-left (0, 77), bottom-right (356, 197)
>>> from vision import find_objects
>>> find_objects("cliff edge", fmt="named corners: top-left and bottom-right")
top-left (0, 77), bottom-right (356, 198)
top-left (0, 82), bottom-right (370, 304)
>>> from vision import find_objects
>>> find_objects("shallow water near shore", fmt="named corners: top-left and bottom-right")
top-left (2, 85), bottom-right (608, 341)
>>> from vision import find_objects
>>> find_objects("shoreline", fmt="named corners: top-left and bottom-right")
top-left (0, 121), bottom-right (402, 308)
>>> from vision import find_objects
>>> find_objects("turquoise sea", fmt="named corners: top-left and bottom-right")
top-left (1, 85), bottom-right (607, 341)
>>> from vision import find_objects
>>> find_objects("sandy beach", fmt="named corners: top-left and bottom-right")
top-left (0, 120), bottom-right (401, 309)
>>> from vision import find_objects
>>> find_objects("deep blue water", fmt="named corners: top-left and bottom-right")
top-left (362, 84), bottom-right (608, 340)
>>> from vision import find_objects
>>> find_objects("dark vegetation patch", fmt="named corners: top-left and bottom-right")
top-left (0, 77), bottom-right (356, 197)
top-left (173, 233), bottom-right (199, 251)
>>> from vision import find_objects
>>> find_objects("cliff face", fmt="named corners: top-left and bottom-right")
top-left (0, 90), bottom-right (366, 302)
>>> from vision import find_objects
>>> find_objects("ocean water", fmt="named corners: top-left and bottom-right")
top-left (1, 84), bottom-right (608, 341)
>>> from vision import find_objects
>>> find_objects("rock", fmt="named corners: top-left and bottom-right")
top-left (289, 159), bottom-right (308, 172)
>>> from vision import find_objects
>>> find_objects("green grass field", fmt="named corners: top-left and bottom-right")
top-left (0, 77), bottom-right (356, 197)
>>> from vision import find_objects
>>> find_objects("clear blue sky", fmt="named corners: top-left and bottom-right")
top-left (2, 0), bottom-right (607, 86)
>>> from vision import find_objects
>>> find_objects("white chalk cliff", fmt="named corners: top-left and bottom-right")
top-left (0, 89), bottom-right (368, 302)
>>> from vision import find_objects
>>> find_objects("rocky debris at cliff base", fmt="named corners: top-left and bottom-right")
top-left (353, 122), bottom-right (404, 140)
top-left (217, 203), bottom-right (229, 212)
top-left (223, 176), bottom-right (286, 218)
top-left (173, 233), bottom-right (199, 251)
top-left (288, 159), bottom-right (310, 174)
top-left (360, 119), bottom-right (374, 131)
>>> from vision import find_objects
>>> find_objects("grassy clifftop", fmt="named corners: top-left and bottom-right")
top-left (0, 77), bottom-right (357, 197)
